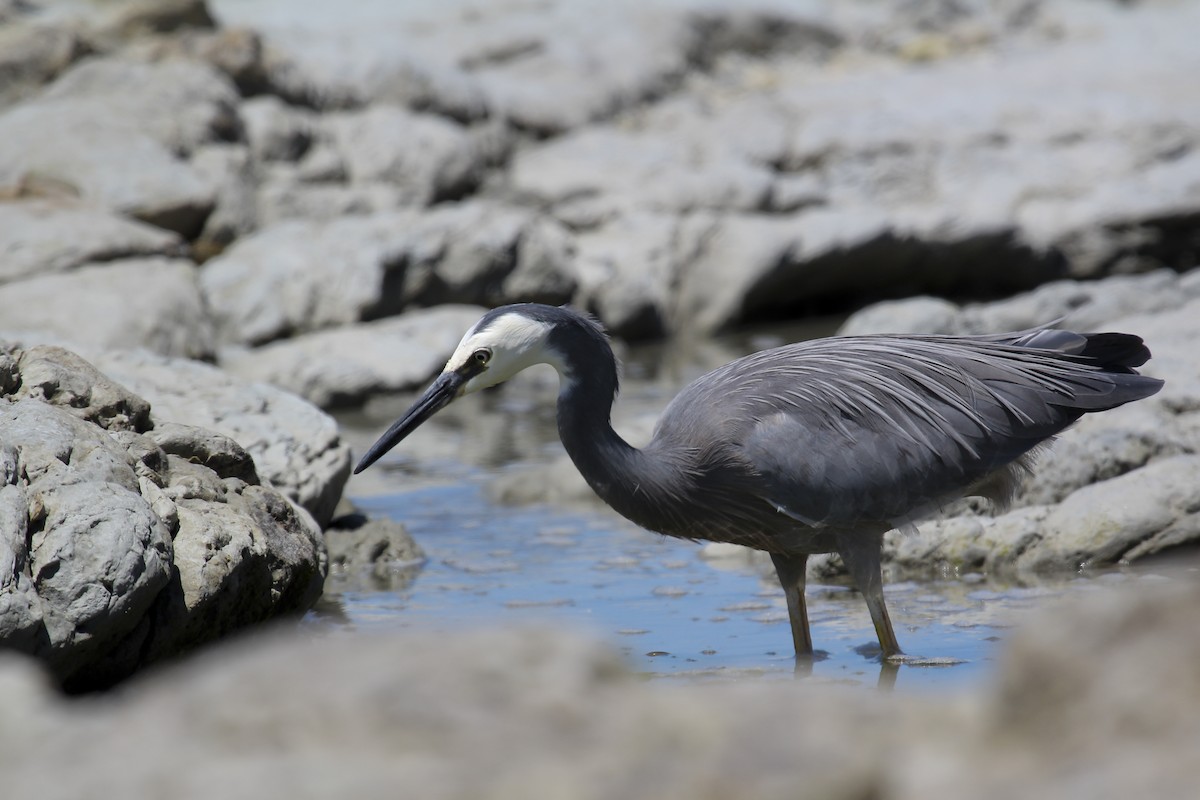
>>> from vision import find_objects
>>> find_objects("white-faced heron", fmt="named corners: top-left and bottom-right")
top-left (355, 304), bottom-right (1163, 659)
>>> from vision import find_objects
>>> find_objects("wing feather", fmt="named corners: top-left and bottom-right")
top-left (651, 330), bottom-right (1162, 529)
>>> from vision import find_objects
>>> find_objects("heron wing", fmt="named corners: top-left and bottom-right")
top-left (653, 331), bottom-right (1162, 529)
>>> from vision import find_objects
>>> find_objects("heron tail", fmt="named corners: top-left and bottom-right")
top-left (1011, 329), bottom-right (1164, 408)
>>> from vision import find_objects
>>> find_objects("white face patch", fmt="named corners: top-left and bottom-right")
top-left (444, 312), bottom-right (566, 393)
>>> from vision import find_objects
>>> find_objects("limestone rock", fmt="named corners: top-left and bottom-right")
top-left (0, 200), bottom-right (183, 285)
top-left (200, 204), bottom-right (575, 346)
top-left (0, 257), bottom-right (215, 360)
top-left (323, 105), bottom-right (493, 204)
top-left (10, 345), bottom-right (151, 432)
top-left (0, 344), bottom-right (326, 689)
top-left (220, 306), bottom-right (486, 409)
top-left (0, 99), bottom-right (215, 236)
top-left (90, 348), bottom-right (352, 528)
top-left (39, 55), bottom-right (240, 155)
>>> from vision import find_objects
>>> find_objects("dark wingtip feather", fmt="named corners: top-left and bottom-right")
top-left (1016, 329), bottom-right (1154, 373)
top-left (1078, 332), bottom-right (1152, 372)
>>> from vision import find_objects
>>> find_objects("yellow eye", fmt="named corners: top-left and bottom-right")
top-left (473, 348), bottom-right (492, 366)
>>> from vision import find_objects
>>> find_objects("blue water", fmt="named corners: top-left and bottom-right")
top-left (319, 472), bottom-right (1068, 691)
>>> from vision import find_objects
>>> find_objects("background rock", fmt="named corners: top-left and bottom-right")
top-left (220, 305), bottom-right (486, 409)
top-left (322, 105), bottom-right (500, 204)
top-left (0, 21), bottom-right (88, 111)
top-left (1, 0), bottom-right (1197, 395)
top-left (0, 200), bottom-right (183, 284)
top-left (38, 55), bottom-right (240, 154)
top-left (0, 258), bottom-right (214, 360)
top-left (200, 204), bottom-right (574, 349)
top-left (0, 98), bottom-right (215, 235)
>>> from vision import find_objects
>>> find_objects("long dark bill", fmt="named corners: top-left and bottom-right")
top-left (353, 371), bottom-right (466, 474)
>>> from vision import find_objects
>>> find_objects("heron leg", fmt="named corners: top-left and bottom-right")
top-left (836, 532), bottom-right (903, 659)
top-left (770, 552), bottom-right (813, 657)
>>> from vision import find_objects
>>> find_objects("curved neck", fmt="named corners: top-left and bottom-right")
top-left (552, 336), bottom-right (682, 533)
top-left (555, 359), bottom-right (639, 505)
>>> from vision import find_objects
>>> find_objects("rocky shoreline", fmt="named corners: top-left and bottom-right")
top-left (0, 0), bottom-right (1198, 789)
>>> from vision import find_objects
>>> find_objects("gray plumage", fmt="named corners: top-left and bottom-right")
top-left (355, 303), bottom-right (1164, 660)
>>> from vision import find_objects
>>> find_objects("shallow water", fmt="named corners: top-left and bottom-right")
top-left (318, 319), bottom-right (1143, 691)
top-left (320, 469), bottom-right (1112, 691)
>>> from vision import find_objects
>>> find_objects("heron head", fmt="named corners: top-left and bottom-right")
top-left (353, 305), bottom-right (565, 474)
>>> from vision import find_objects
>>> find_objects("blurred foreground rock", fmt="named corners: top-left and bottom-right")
top-left (0, 343), bottom-right (328, 689)
top-left (0, 578), bottom-right (1195, 799)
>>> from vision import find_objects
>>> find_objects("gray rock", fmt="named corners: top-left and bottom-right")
top-left (1013, 406), bottom-right (1177, 508)
top-left (0, 21), bottom-right (87, 111)
top-left (40, 55), bottom-right (240, 155)
top-left (189, 143), bottom-right (259, 259)
top-left (209, 0), bottom-right (839, 131)
top-left (2, 578), bottom-right (1199, 800)
top-left (72, 0), bottom-right (215, 45)
top-left (966, 270), bottom-right (1200, 334)
top-left (151, 26), bottom-right (269, 95)
top-left (402, 202), bottom-right (576, 308)
top-left (324, 516), bottom-right (425, 592)
top-left (238, 95), bottom-right (317, 163)
top-left (0, 53), bottom-right (244, 236)
top-left (672, 213), bottom-right (804, 334)
top-left (571, 213), bottom-right (690, 340)
top-left (215, 10), bottom-right (489, 120)
top-left (141, 465), bottom-right (325, 664)
top-left (838, 296), bottom-right (961, 336)
top-left (0, 99), bottom-right (215, 236)
top-left (0, 481), bottom-right (45, 652)
top-left (951, 580), bottom-right (1200, 800)
top-left (0, 396), bottom-right (172, 681)
top-left (192, 0), bottom-right (1200, 337)
top-left (253, 175), bottom-right (404, 226)
top-left (89, 348), bottom-right (352, 528)
top-left (1017, 455), bottom-right (1200, 572)
top-left (508, 126), bottom-right (774, 216)
top-left (455, 1), bottom-right (834, 135)
top-left (0, 200), bottom-right (183, 285)
top-left (29, 479), bottom-right (173, 674)
top-left (0, 257), bottom-right (215, 360)
top-left (201, 204), bottom-right (575, 346)
top-left (875, 506), bottom-right (1052, 580)
top-left (488, 454), bottom-right (594, 508)
top-left (146, 422), bottom-right (260, 485)
top-left (486, 2), bottom-right (1198, 331)
top-left (323, 105), bottom-right (495, 204)
top-left (0, 344), bottom-right (326, 689)
top-left (199, 213), bottom-right (422, 345)
top-left (10, 345), bottom-right (152, 433)
top-left (497, 213), bottom-right (578, 308)
top-left (326, 517), bottom-right (424, 571)
top-left (220, 305), bottom-right (486, 409)
top-left (840, 269), bottom-right (1200, 342)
